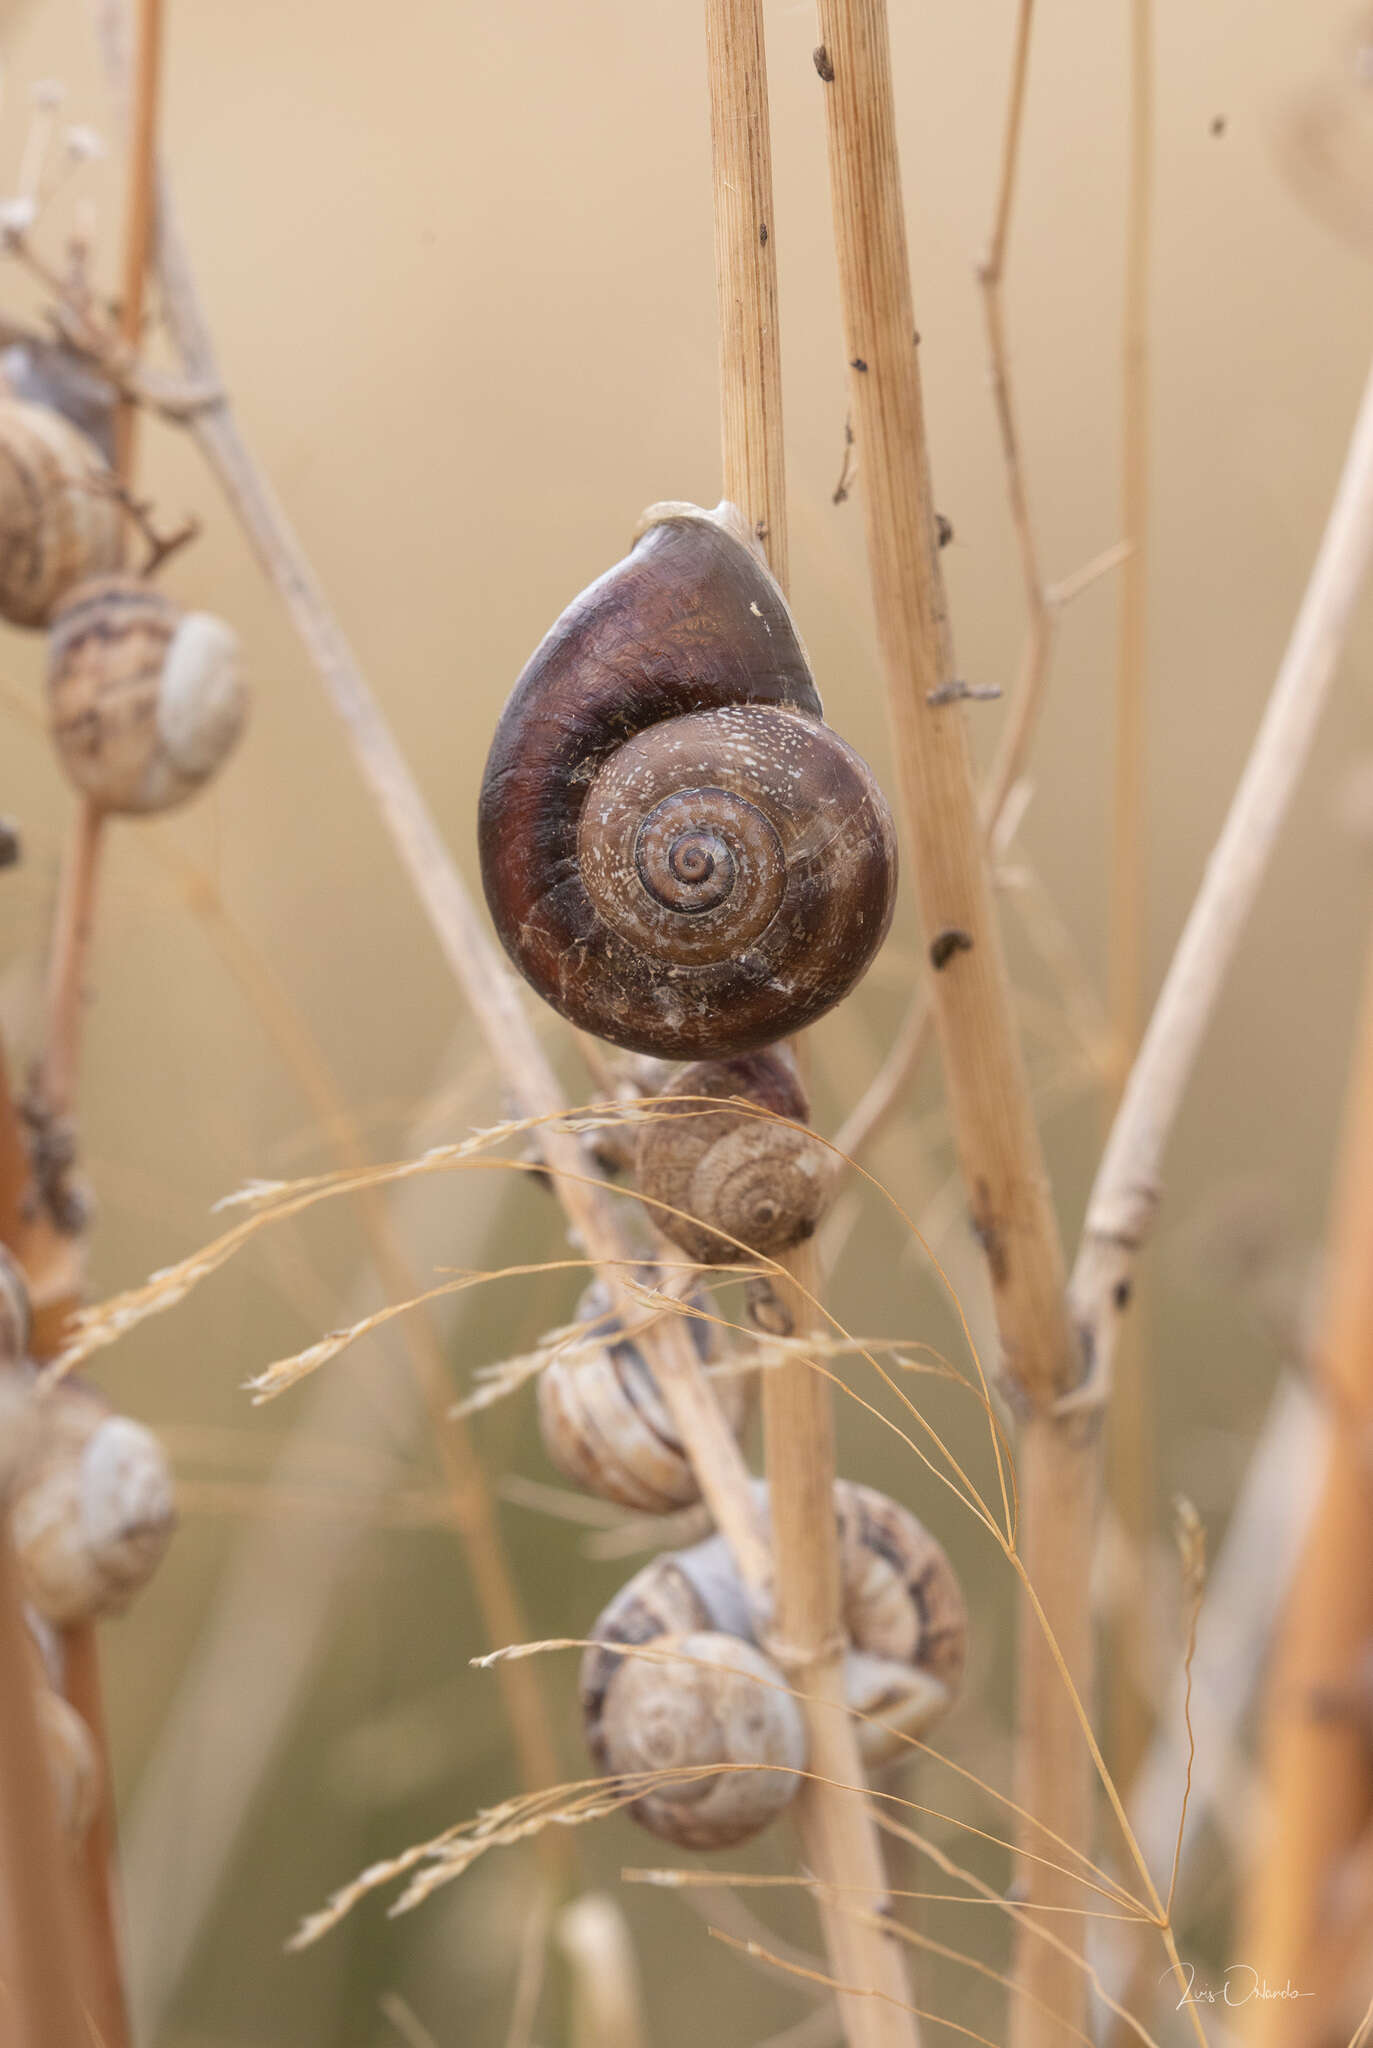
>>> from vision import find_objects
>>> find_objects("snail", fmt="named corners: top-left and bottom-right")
top-left (478, 501), bottom-right (898, 1059)
top-left (581, 1480), bottom-right (966, 1847)
top-left (47, 573), bottom-right (247, 813)
top-left (634, 1049), bottom-right (834, 1264)
top-left (0, 399), bottom-right (122, 626)
top-left (10, 1379), bottom-right (176, 1624)
top-left (538, 1279), bottom-right (755, 1513)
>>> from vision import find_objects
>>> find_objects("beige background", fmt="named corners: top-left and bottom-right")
top-left (1, 1), bottom-right (1371, 2042)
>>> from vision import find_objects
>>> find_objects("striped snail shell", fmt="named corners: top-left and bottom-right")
top-left (25, 1632), bottom-right (101, 1840)
top-left (478, 502), bottom-right (898, 1059)
top-left (1, 340), bottom-right (118, 465)
top-left (10, 1379), bottom-right (176, 1625)
top-left (635, 1049), bottom-right (834, 1264)
top-left (538, 1279), bottom-right (754, 1513)
top-left (583, 1478), bottom-right (966, 1822)
top-left (0, 399), bottom-right (122, 627)
top-left (47, 574), bottom-right (247, 814)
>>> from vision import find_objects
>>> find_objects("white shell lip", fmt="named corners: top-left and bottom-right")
top-left (157, 611), bottom-right (248, 779)
top-left (80, 1415), bottom-right (175, 1557)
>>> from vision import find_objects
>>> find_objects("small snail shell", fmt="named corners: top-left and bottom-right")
top-left (47, 575), bottom-right (247, 814)
top-left (587, 1629), bottom-right (806, 1850)
top-left (583, 1480), bottom-right (966, 1794)
top-left (0, 400), bottom-right (122, 627)
top-left (0, 1245), bottom-right (32, 1366)
top-left (635, 1050), bottom-right (833, 1264)
top-left (479, 502), bottom-right (898, 1059)
top-left (11, 1380), bottom-right (176, 1624)
top-left (538, 1280), bottom-right (754, 1513)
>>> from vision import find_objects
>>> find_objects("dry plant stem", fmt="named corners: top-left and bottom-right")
top-left (0, 1523), bottom-right (88, 2048)
top-left (89, 7), bottom-right (768, 1602)
top-left (707, 8), bottom-right (917, 2041)
top-left (1071, 351), bottom-right (1373, 1401)
top-left (1105, 0), bottom-right (1155, 1808)
top-left (41, 797), bottom-right (104, 1124)
top-left (812, 7), bottom-right (1088, 2039)
top-left (1239, 937), bottom-right (1373, 2047)
top-left (64, 1621), bottom-right (131, 2046)
top-left (113, 0), bottom-right (163, 481)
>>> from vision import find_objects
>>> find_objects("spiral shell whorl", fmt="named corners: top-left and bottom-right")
top-left (0, 401), bottom-right (122, 627)
top-left (636, 1050), bottom-right (833, 1264)
top-left (479, 504), bottom-right (897, 1058)
top-left (588, 1629), bottom-right (806, 1849)
top-left (47, 575), bottom-right (247, 814)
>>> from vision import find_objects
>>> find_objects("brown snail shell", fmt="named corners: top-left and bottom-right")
top-left (0, 400), bottom-right (122, 627)
top-left (1, 340), bottom-right (118, 465)
top-left (478, 502), bottom-right (897, 1059)
top-left (538, 1280), bottom-right (754, 1513)
top-left (10, 1380), bottom-right (176, 1624)
top-left (635, 1050), bottom-right (833, 1264)
top-left (582, 1480), bottom-right (966, 1801)
top-left (47, 574), bottom-right (247, 814)
top-left (587, 1629), bottom-right (806, 1850)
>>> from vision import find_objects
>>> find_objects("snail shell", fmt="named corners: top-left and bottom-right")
top-left (635, 1050), bottom-right (834, 1264)
top-left (47, 574), bottom-right (247, 814)
top-left (10, 1379), bottom-right (176, 1624)
top-left (0, 400), bottom-right (122, 627)
top-left (479, 502), bottom-right (898, 1059)
top-left (538, 1279), bottom-right (754, 1513)
top-left (587, 1629), bottom-right (806, 1850)
top-left (583, 1480), bottom-right (966, 1786)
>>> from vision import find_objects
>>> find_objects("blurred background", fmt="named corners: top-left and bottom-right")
top-left (1, 0), bottom-right (1371, 2042)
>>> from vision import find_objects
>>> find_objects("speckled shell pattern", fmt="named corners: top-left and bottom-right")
top-left (0, 400), bottom-right (122, 628)
top-left (478, 504), bottom-right (898, 1058)
top-left (634, 1049), bottom-right (833, 1264)
top-left (537, 1279), bottom-right (755, 1512)
top-left (582, 1479), bottom-right (966, 1767)
top-left (47, 574), bottom-right (246, 814)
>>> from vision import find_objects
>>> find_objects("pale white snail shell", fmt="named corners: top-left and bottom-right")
top-left (11, 1380), bottom-right (176, 1624)
top-left (590, 1629), bottom-right (806, 1850)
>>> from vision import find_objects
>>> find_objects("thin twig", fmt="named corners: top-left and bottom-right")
top-left (1070, 352), bottom-right (1373, 1411)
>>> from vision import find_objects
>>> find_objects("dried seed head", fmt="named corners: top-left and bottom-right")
top-left (635, 1050), bottom-right (834, 1264)
top-left (589, 1630), bottom-right (806, 1849)
top-left (11, 1380), bottom-right (176, 1623)
top-left (47, 574), bottom-right (247, 814)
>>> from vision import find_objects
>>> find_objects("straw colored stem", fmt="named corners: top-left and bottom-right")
top-left (63, 1620), bottom-right (131, 2048)
top-left (707, 8), bottom-right (918, 2038)
top-left (1239, 936), bottom-right (1373, 2045)
top-left (112, 0), bottom-right (162, 481)
top-left (0, 1521), bottom-right (88, 2048)
top-left (1104, 0), bottom-right (1155, 1806)
top-left (811, 7), bottom-right (1088, 2037)
top-left (1072, 351), bottom-right (1373, 1411)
